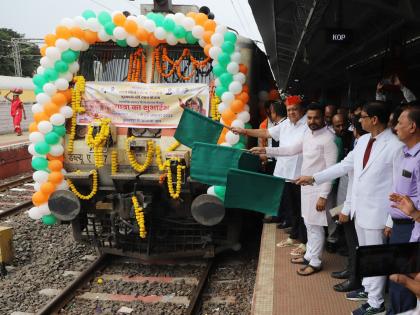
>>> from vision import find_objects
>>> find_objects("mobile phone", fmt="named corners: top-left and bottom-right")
top-left (355, 242), bottom-right (420, 277)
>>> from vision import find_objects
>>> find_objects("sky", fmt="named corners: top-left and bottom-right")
top-left (0, 0), bottom-right (263, 43)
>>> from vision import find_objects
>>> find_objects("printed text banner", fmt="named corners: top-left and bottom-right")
top-left (77, 82), bottom-right (210, 128)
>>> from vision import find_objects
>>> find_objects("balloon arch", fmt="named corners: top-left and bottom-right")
top-left (28, 10), bottom-right (251, 224)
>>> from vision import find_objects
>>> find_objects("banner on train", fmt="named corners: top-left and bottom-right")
top-left (77, 82), bottom-right (210, 128)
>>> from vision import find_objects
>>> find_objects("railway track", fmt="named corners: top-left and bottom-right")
top-left (0, 174), bottom-right (34, 219)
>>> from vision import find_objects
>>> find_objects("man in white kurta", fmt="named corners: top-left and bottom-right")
top-left (251, 103), bottom-right (338, 274)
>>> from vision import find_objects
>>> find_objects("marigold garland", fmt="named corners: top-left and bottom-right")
top-left (125, 136), bottom-right (154, 173)
top-left (166, 158), bottom-right (186, 199)
top-left (211, 95), bottom-right (221, 121)
top-left (132, 195), bottom-right (146, 239)
top-left (67, 169), bottom-right (98, 200)
top-left (68, 76), bottom-right (86, 153)
top-left (127, 47), bottom-right (147, 83)
top-left (86, 118), bottom-right (110, 168)
top-left (111, 150), bottom-right (118, 175)
top-left (155, 140), bottom-right (181, 171)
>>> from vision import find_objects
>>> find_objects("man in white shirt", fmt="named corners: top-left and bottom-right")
top-left (231, 96), bottom-right (308, 250)
top-left (251, 102), bottom-right (338, 275)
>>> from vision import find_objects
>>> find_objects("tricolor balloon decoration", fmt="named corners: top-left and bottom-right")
top-left (29, 10), bottom-right (250, 223)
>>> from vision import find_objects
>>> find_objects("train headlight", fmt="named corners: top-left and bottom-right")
top-left (48, 190), bottom-right (81, 221)
top-left (191, 194), bottom-right (225, 226)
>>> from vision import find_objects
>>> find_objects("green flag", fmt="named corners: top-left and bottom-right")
top-left (224, 168), bottom-right (285, 216)
top-left (174, 108), bottom-right (224, 148)
top-left (190, 142), bottom-right (260, 186)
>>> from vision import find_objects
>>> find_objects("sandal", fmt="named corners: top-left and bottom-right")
top-left (297, 264), bottom-right (322, 276)
top-left (276, 238), bottom-right (299, 248)
top-left (290, 257), bottom-right (309, 265)
top-left (290, 244), bottom-right (306, 256)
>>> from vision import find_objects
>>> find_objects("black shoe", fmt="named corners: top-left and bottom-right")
top-left (276, 221), bottom-right (291, 229)
top-left (326, 242), bottom-right (337, 253)
top-left (331, 269), bottom-right (350, 279)
top-left (284, 227), bottom-right (293, 234)
top-left (263, 216), bottom-right (282, 224)
top-left (333, 279), bottom-right (362, 292)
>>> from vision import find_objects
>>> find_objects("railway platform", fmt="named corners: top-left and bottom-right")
top-left (252, 224), bottom-right (358, 315)
top-left (0, 132), bottom-right (31, 179)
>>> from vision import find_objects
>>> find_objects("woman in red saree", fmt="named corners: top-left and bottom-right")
top-left (5, 90), bottom-right (26, 136)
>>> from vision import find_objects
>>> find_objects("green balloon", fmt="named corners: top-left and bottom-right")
top-left (154, 13), bottom-right (165, 27)
top-left (34, 86), bottom-right (44, 95)
top-left (41, 214), bottom-right (57, 225)
top-left (215, 86), bottom-right (227, 98)
top-left (45, 132), bottom-right (60, 145)
top-left (221, 41), bottom-right (235, 54)
top-left (44, 68), bottom-right (59, 82)
top-left (233, 142), bottom-right (245, 149)
top-left (218, 52), bottom-right (231, 66)
top-left (54, 60), bottom-right (69, 73)
top-left (62, 50), bottom-right (78, 64)
top-left (244, 122), bottom-right (252, 129)
top-left (116, 39), bottom-right (127, 47)
top-left (185, 31), bottom-right (197, 44)
top-left (239, 134), bottom-right (247, 145)
top-left (98, 11), bottom-right (112, 25)
top-left (163, 18), bottom-right (175, 32)
top-left (212, 64), bottom-right (226, 77)
top-left (173, 26), bottom-right (186, 39)
top-left (214, 185), bottom-right (226, 201)
top-left (33, 74), bottom-right (46, 87)
top-left (53, 125), bottom-right (66, 137)
top-left (104, 22), bottom-right (116, 35)
top-left (146, 12), bottom-right (155, 20)
top-left (32, 157), bottom-right (48, 171)
top-left (35, 142), bottom-right (51, 155)
top-left (224, 32), bottom-right (237, 44)
top-left (82, 10), bottom-right (96, 20)
top-left (219, 72), bottom-right (233, 87)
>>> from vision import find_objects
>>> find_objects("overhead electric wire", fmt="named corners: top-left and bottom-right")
top-left (229, 0), bottom-right (252, 38)
top-left (87, 0), bottom-right (114, 11)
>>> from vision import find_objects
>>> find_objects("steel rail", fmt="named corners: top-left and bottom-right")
top-left (0, 175), bottom-right (33, 192)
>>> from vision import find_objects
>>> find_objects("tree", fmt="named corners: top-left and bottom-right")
top-left (0, 28), bottom-right (40, 77)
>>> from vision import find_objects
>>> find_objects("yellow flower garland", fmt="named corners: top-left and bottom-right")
top-left (111, 150), bottom-right (118, 175)
top-left (211, 95), bottom-right (221, 121)
top-left (155, 140), bottom-right (181, 171)
top-left (126, 136), bottom-right (154, 173)
top-left (166, 158), bottom-right (186, 199)
top-left (67, 169), bottom-right (98, 200)
top-left (132, 195), bottom-right (146, 239)
top-left (86, 118), bottom-right (110, 168)
top-left (68, 76), bottom-right (86, 153)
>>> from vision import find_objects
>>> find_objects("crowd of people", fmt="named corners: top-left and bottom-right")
top-left (231, 80), bottom-right (420, 315)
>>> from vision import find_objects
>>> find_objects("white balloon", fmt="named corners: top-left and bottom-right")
top-left (233, 72), bottom-right (246, 84)
top-left (210, 33), bottom-right (224, 47)
top-left (227, 62), bottom-right (239, 74)
top-left (174, 12), bottom-right (185, 24)
top-left (36, 93), bottom-right (51, 105)
top-left (225, 131), bottom-right (240, 145)
top-left (36, 66), bottom-right (45, 75)
top-left (207, 186), bottom-right (216, 196)
top-left (59, 72), bottom-right (74, 81)
top-left (74, 16), bottom-right (87, 29)
top-left (229, 81), bottom-right (242, 94)
top-left (217, 102), bottom-right (228, 113)
top-left (29, 131), bottom-right (45, 143)
top-left (143, 19), bottom-right (156, 32)
top-left (50, 113), bottom-right (66, 126)
top-left (165, 13), bottom-right (175, 21)
top-left (113, 26), bottom-right (127, 40)
top-left (182, 17), bottom-right (195, 31)
top-left (80, 40), bottom-right (89, 51)
top-left (166, 33), bottom-right (178, 46)
top-left (221, 92), bottom-right (234, 105)
top-left (127, 35), bottom-right (140, 47)
top-left (32, 103), bottom-right (43, 114)
top-left (46, 47), bottom-right (61, 61)
top-left (87, 17), bottom-right (101, 32)
top-left (198, 39), bottom-right (206, 48)
top-left (214, 78), bottom-right (221, 87)
top-left (68, 37), bottom-right (83, 51)
top-left (215, 25), bottom-right (227, 34)
top-left (60, 17), bottom-right (75, 28)
top-left (40, 56), bottom-right (54, 68)
top-left (61, 168), bottom-right (67, 175)
top-left (60, 105), bottom-right (73, 119)
top-left (38, 203), bottom-right (51, 216)
top-left (154, 27), bottom-right (167, 40)
top-left (237, 110), bottom-right (250, 123)
top-left (244, 104), bottom-right (250, 112)
top-left (55, 78), bottom-right (69, 91)
top-left (231, 119), bottom-right (245, 129)
top-left (55, 39), bottom-right (70, 52)
top-left (220, 142), bottom-right (232, 147)
top-left (43, 83), bottom-right (57, 96)
top-left (33, 170), bottom-right (49, 183)
top-left (258, 90), bottom-right (269, 101)
top-left (231, 52), bottom-right (241, 63)
top-left (56, 180), bottom-right (69, 190)
top-left (208, 46), bottom-right (222, 60)
top-left (28, 143), bottom-right (36, 155)
top-left (28, 207), bottom-right (43, 220)
top-left (98, 30), bottom-right (112, 42)
top-left (50, 144), bottom-right (64, 156)
top-left (136, 15), bottom-right (147, 26)
top-left (212, 60), bottom-right (219, 67)
top-left (68, 62), bottom-right (80, 74)
top-left (191, 25), bottom-right (204, 39)
top-left (38, 121), bottom-right (53, 134)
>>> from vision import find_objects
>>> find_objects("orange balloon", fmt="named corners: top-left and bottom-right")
top-left (113, 13), bottom-right (126, 26)
top-left (203, 20), bottom-right (216, 32)
top-left (51, 93), bottom-right (67, 106)
top-left (47, 154), bottom-right (64, 162)
top-left (221, 108), bottom-right (236, 124)
top-left (124, 19), bottom-right (138, 34)
top-left (186, 12), bottom-right (197, 19)
top-left (34, 112), bottom-right (49, 123)
top-left (242, 85), bottom-right (249, 93)
top-left (83, 30), bottom-right (98, 44)
top-left (237, 92), bottom-right (249, 104)
top-left (48, 159), bottom-right (63, 172)
top-left (40, 182), bottom-right (56, 196)
top-left (203, 44), bottom-right (212, 57)
top-left (269, 89), bottom-right (280, 101)
top-left (239, 64), bottom-right (248, 75)
top-left (230, 99), bottom-right (245, 113)
top-left (203, 31), bottom-right (213, 44)
top-left (148, 33), bottom-right (160, 47)
top-left (32, 191), bottom-right (48, 206)
top-left (29, 122), bottom-right (38, 132)
top-left (217, 127), bottom-right (229, 144)
top-left (40, 45), bottom-right (47, 57)
top-left (49, 171), bottom-right (64, 184)
top-left (44, 34), bottom-right (57, 46)
top-left (61, 89), bottom-right (72, 102)
top-left (136, 27), bottom-right (149, 42)
top-left (70, 26), bottom-right (84, 39)
top-left (55, 26), bottom-right (71, 39)
top-left (194, 13), bottom-right (208, 26)
top-left (44, 102), bottom-right (60, 117)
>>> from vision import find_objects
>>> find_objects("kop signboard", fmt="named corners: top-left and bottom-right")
top-left (326, 28), bottom-right (352, 44)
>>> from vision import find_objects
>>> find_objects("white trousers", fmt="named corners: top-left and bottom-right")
top-left (303, 221), bottom-right (325, 268)
top-left (355, 220), bottom-right (386, 308)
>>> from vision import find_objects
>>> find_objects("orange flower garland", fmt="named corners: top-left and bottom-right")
top-left (127, 47), bottom-right (147, 83)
